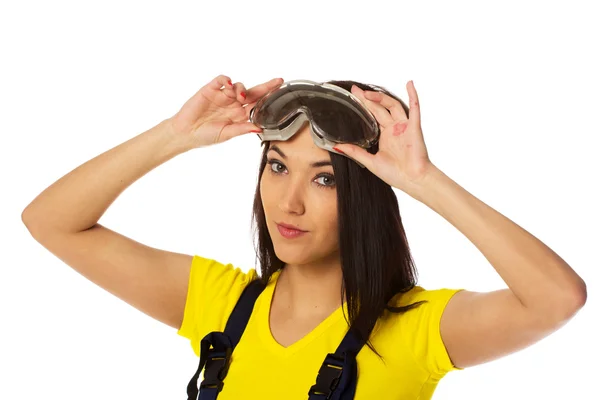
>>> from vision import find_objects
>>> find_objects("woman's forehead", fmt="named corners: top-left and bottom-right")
top-left (268, 143), bottom-right (331, 168)
top-left (268, 142), bottom-right (330, 161)
top-left (267, 123), bottom-right (333, 164)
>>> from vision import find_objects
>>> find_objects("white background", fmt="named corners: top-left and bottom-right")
top-left (2, 0), bottom-right (598, 398)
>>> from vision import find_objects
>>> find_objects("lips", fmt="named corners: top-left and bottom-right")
top-left (276, 222), bottom-right (307, 232)
top-left (276, 223), bottom-right (307, 239)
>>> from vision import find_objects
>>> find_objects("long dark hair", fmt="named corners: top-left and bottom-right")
top-left (250, 80), bottom-right (427, 360)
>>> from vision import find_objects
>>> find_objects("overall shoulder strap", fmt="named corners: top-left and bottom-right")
top-left (223, 278), bottom-right (267, 344)
top-left (308, 322), bottom-right (377, 400)
top-left (186, 278), bottom-right (266, 400)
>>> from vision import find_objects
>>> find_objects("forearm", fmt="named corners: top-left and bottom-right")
top-left (22, 118), bottom-right (188, 235)
top-left (413, 164), bottom-right (586, 319)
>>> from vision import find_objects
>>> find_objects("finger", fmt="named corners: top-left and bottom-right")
top-left (206, 75), bottom-right (236, 100)
top-left (185, 75), bottom-right (233, 104)
top-left (232, 82), bottom-right (248, 103)
top-left (363, 90), bottom-right (408, 121)
top-left (351, 85), bottom-right (394, 127)
top-left (218, 81), bottom-right (238, 100)
top-left (407, 80), bottom-right (421, 129)
top-left (181, 75), bottom-right (233, 109)
top-left (245, 78), bottom-right (284, 104)
top-left (220, 122), bottom-right (263, 143)
top-left (207, 74), bottom-right (234, 90)
top-left (332, 143), bottom-right (376, 171)
top-left (243, 78), bottom-right (285, 119)
top-left (244, 100), bottom-right (260, 120)
top-left (202, 74), bottom-right (237, 102)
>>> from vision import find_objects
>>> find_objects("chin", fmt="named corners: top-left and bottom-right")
top-left (272, 244), bottom-right (311, 265)
top-left (273, 242), bottom-right (337, 266)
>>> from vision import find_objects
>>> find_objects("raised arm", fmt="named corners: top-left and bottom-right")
top-left (21, 75), bottom-right (284, 329)
top-left (21, 118), bottom-right (194, 329)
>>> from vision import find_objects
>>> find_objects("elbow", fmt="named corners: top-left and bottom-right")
top-left (532, 279), bottom-right (587, 327)
top-left (554, 280), bottom-right (587, 323)
top-left (22, 207), bottom-right (44, 238)
top-left (571, 278), bottom-right (587, 310)
top-left (21, 207), bottom-right (34, 230)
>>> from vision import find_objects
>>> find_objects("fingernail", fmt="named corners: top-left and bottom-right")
top-left (241, 91), bottom-right (246, 99)
top-left (333, 146), bottom-right (345, 154)
top-left (228, 80), bottom-right (233, 86)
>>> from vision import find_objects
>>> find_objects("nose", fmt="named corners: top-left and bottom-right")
top-left (278, 178), bottom-right (306, 215)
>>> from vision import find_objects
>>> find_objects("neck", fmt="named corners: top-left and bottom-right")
top-left (275, 254), bottom-right (346, 319)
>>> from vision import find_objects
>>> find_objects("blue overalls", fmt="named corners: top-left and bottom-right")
top-left (186, 278), bottom-right (375, 400)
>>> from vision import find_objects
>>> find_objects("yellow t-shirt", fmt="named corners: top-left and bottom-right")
top-left (178, 255), bottom-right (464, 399)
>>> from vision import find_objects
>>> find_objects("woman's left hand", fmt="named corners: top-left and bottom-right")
top-left (332, 81), bottom-right (436, 197)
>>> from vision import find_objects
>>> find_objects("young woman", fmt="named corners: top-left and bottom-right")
top-left (22, 75), bottom-right (587, 399)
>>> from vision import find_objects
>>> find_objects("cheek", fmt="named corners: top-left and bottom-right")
top-left (260, 173), bottom-right (282, 223)
top-left (317, 216), bottom-right (339, 252)
top-left (316, 205), bottom-right (339, 238)
top-left (260, 172), bottom-right (276, 200)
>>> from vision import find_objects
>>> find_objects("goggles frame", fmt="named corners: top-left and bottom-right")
top-left (249, 79), bottom-right (383, 169)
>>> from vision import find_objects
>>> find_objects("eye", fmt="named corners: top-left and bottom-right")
top-left (267, 159), bottom-right (286, 174)
top-left (266, 159), bottom-right (336, 189)
top-left (315, 174), bottom-right (336, 188)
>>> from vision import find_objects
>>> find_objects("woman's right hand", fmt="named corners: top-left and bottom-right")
top-left (167, 75), bottom-right (284, 150)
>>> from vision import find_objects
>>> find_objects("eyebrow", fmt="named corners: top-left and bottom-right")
top-left (267, 144), bottom-right (333, 168)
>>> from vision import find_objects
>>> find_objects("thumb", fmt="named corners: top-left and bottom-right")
top-left (220, 122), bottom-right (264, 142)
top-left (333, 144), bottom-right (375, 170)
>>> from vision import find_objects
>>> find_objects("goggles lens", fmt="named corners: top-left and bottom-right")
top-left (250, 81), bottom-right (380, 148)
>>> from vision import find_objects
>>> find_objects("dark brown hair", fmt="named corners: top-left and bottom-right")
top-left (250, 80), bottom-right (427, 361)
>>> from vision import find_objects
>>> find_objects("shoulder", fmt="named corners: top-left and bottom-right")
top-left (188, 255), bottom-right (258, 293)
top-left (394, 285), bottom-right (465, 308)
top-left (177, 255), bottom-right (259, 356)
top-left (384, 285), bottom-right (466, 377)
top-left (185, 255), bottom-right (259, 311)
top-left (390, 285), bottom-right (466, 331)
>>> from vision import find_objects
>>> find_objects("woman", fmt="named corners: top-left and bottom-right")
top-left (22, 75), bottom-right (587, 399)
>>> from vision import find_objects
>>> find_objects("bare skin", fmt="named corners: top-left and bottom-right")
top-left (259, 124), bottom-right (349, 345)
top-left (21, 75), bottom-right (285, 330)
top-left (21, 73), bottom-right (345, 345)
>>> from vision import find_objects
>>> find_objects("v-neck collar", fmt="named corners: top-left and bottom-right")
top-left (257, 269), bottom-right (347, 358)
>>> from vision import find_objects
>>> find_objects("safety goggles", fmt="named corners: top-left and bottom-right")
top-left (248, 79), bottom-right (382, 169)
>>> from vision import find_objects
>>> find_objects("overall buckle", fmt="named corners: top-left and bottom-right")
top-left (308, 353), bottom-right (345, 399)
top-left (199, 347), bottom-right (233, 393)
